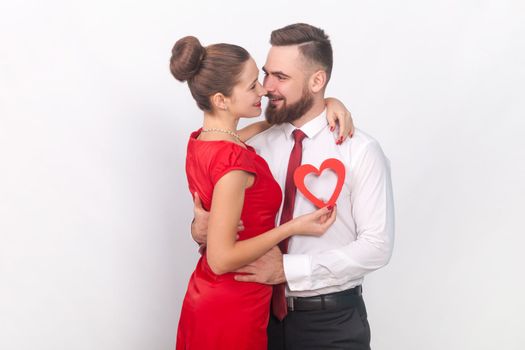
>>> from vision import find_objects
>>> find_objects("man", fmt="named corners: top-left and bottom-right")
top-left (192, 23), bottom-right (394, 350)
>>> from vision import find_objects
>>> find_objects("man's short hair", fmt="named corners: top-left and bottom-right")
top-left (270, 23), bottom-right (333, 82)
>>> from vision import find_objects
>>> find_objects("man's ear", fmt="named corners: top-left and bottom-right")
top-left (211, 93), bottom-right (228, 111)
top-left (309, 69), bottom-right (327, 93)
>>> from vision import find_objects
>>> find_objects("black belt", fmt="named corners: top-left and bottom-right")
top-left (287, 286), bottom-right (362, 311)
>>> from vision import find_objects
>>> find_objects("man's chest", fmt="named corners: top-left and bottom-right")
top-left (254, 137), bottom-right (351, 202)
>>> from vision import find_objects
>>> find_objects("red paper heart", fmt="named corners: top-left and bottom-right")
top-left (293, 158), bottom-right (346, 208)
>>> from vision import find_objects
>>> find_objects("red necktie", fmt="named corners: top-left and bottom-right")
top-left (272, 129), bottom-right (307, 320)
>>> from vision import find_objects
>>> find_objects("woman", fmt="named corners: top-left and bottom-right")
top-left (170, 36), bottom-right (350, 350)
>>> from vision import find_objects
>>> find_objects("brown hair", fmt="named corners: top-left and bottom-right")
top-left (270, 23), bottom-right (333, 82)
top-left (170, 36), bottom-right (250, 111)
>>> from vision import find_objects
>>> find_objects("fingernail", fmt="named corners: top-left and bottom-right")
top-left (330, 126), bottom-right (335, 132)
top-left (327, 205), bottom-right (333, 210)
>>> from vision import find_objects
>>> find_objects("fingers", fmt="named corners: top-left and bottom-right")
top-left (348, 114), bottom-right (355, 138)
top-left (328, 119), bottom-right (336, 133)
top-left (313, 205), bottom-right (332, 218)
top-left (320, 205), bottom-right (337, 229)
top-left (332, 115), bottom-right (343, 145)
top-left (335, 112), bottom-right (354, 144)
top-left (237, 220), bottom-right (245, 232)
top-left (343, 113), bottom-right (354, 139)
top-left (295, 206), bottom-right (337, 236)
top-left (338, 114), bottom-right (347, 140)
top-left (334, 120), bottom-right (344, 145)
top-left (234, 274), bottom-right (258, 283)
top-left (312, 205), bottom-right (337, 231)
top-left (349, 118), bottom-right (355, 138)
top-left (306, 206), bottom-right (329, 225)
top-left (318, 212), bottom-right (330, 224)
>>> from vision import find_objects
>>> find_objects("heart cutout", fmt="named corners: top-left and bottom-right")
top-left (293, 158), bottom-right (346, 208)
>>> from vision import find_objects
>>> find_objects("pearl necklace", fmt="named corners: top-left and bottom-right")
top-left (201, 128), bottom-right (241, 141)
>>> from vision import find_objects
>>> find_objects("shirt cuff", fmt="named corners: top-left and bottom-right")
top-left (283, 254), bottom-right (312, 291)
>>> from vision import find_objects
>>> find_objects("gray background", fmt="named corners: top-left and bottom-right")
top-left (1, 0), bottom-right (524, 349)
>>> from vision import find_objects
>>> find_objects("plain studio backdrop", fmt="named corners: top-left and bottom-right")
top-left (1, 1), bottom-right (524, 349)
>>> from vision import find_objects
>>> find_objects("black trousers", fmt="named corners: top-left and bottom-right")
top-left (267, 294), bottom-right (371, 350)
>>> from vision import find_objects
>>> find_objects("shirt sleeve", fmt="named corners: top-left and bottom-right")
top-left (209, 144), bottom-right (257, 186)
top-left (284, 140), bottom-right (395, 291)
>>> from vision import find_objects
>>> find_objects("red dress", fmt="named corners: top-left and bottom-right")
top-left (176, 130), bottom-right (283, 350)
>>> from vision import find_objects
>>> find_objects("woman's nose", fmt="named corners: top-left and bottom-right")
top-left (258, 85), bottom-right (267, 96)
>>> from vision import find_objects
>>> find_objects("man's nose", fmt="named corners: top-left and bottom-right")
top-left (263, 79), bottom-right (274, 92)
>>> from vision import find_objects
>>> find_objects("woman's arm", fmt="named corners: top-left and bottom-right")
top-left (237, 98), bottom-right (352, 143)
top-left (237, 99), bottom-right (352, 143)
top-left (237, 121), bottom-right (271, 142)
top-left (206, 170), bottom-right (336, 275)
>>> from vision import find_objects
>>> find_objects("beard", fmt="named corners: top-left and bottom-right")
top-left (264, 86), bottom-right (314, 125)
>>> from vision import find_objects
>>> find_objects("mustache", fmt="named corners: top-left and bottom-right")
top-left (266, 93), bottom-right (283, 100)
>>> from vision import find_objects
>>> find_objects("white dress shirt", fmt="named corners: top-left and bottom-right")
top-left (247, 110), bottom-right (395, 297)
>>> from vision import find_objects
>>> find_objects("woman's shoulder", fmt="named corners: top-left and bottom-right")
top-left (193, 141), bottom-right (256, 186)
top-left (188, 134), bottom-right (251, 165)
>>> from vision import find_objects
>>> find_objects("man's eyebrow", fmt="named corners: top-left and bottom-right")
top-left (262, 67), bottom-right (290, 78)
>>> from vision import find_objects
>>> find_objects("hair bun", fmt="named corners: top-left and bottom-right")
top-left (170, 36), bottom-right (206, 82)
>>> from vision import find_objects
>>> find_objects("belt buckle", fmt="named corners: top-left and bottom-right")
top-left (287, 297), bottom-right (294, 311)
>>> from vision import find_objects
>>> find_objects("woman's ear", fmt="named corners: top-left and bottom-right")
top-left (309, 69), bottom-right (327, 93)
top-left (211, 93), bottom-right (228, 111)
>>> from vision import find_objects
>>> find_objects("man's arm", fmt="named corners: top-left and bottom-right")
top-left (233, 246), bottom-right (286, 284)
top-left (284, 140), bottom-right (395, 291)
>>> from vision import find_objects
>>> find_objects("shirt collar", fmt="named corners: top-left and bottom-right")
top-left (281, 109), bottom-right (328, 140)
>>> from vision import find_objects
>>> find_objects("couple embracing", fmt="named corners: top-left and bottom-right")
top-left (170, 23), bottom-right (394, 350)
